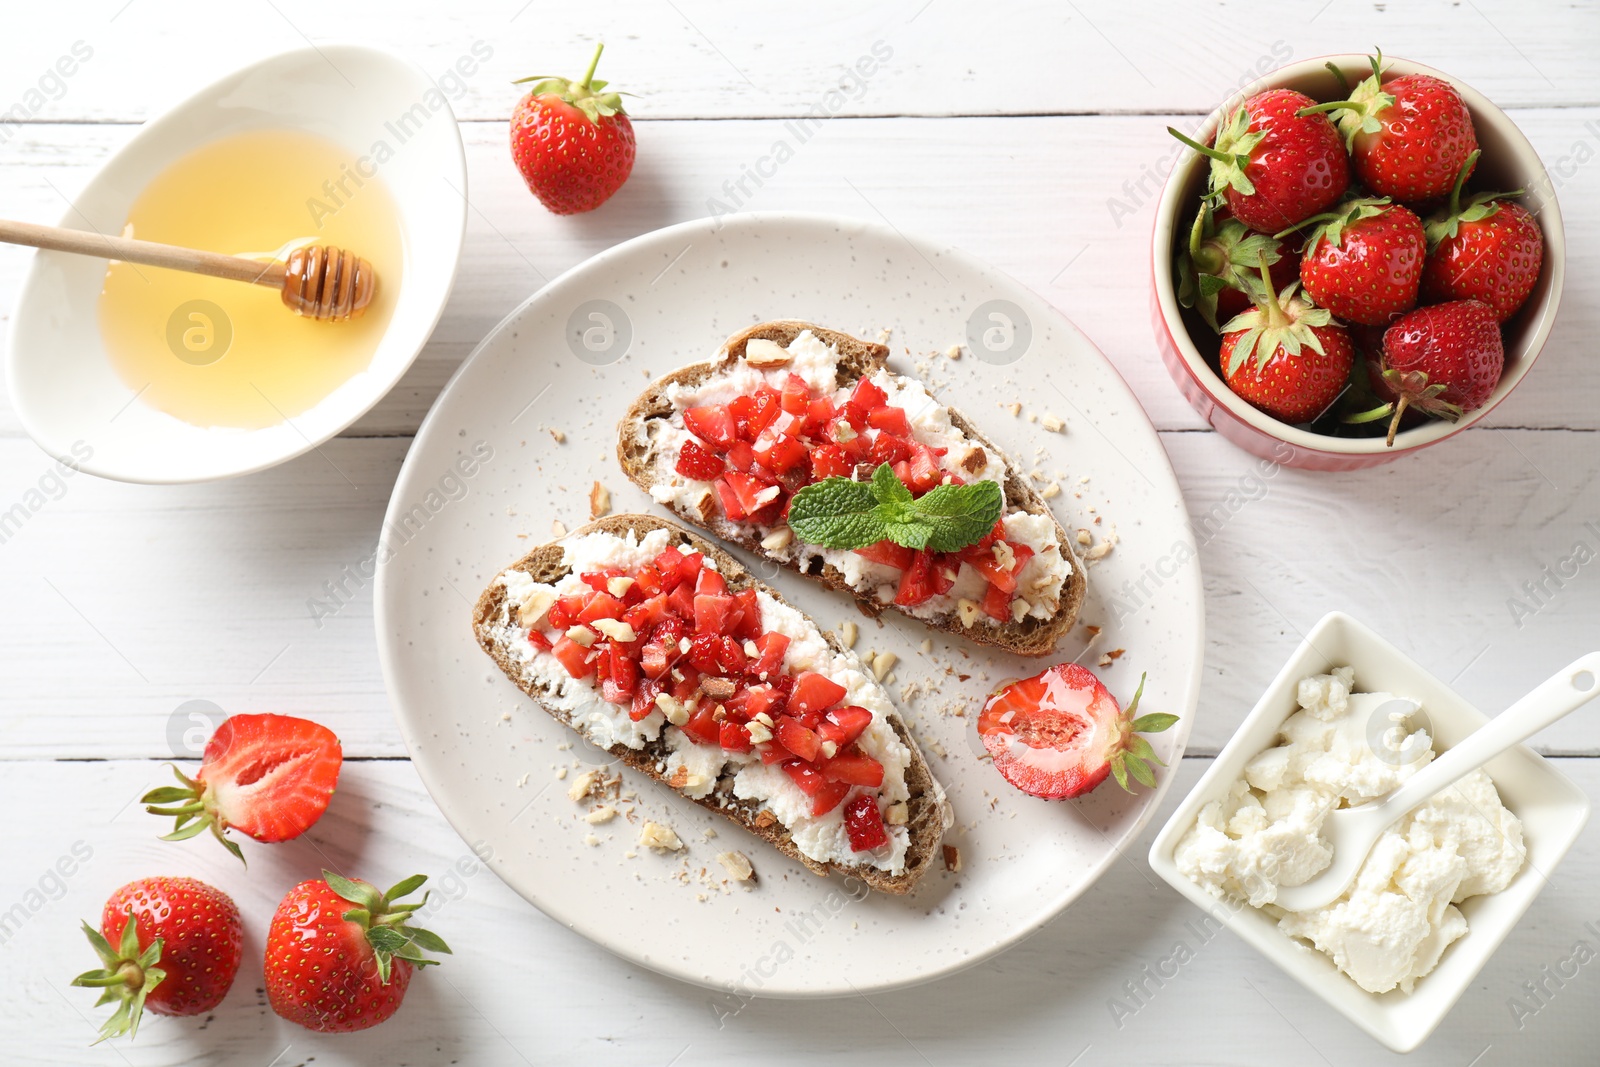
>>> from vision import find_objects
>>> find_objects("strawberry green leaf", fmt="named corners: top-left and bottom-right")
top-left (323, 871), bottom-right (383, 911)
top-left (1124, 754), bottom-right (1158, 789)
top-left (385, 874), bottom-right (428, 901)
top-left (1130, 713), bottom-right (1180, 734)
top-left (1110, 752), bottom-right (1130, 792)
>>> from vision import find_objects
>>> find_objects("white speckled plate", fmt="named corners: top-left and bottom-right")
top-left (375, 212), bottom-right (1203, 997)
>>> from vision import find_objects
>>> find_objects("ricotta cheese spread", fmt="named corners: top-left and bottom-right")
top-left (485, 526), bottom-right (919, 874)
top-left (630, 330), bottom-right (1073, 626)
top-left (1175, 667), bottom-right (1526, 994)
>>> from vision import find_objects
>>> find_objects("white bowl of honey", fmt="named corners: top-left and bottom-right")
top-left (5, 44), bottom-right (467, 483)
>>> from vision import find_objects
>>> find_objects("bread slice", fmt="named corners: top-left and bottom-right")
top-left (617, 320), bottom-right (1086, 656)
top-left (472, 513), bottom-right (951, 895)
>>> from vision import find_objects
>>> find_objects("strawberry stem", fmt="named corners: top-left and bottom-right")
top-left (577, 42), bottom-right (604, 92)
top-left (1386, 396), bottom-right (1410, 447)
top-left (1256, 254), bottom-right (1288, 329)
top-left (1445, 149), bottom-right (1480, 218)
top-left (1166, 125), bottom-right (1239, 165)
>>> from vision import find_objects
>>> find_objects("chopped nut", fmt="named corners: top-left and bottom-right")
top-left (549, 429), bottom-right (567, 444)
top-left (555, 767), bottom-right (568, 780)
top-left (639, 822), bottom-right (683, 851)
top-left (565, 624), bottom-right (596, 648)
top-left (551, 519), bottom-right (568, 537)
top-left (885, 802), bottom-right (909, 826)
top-left (743, 639), bottom-right (760, 658)
top-left (592, 618), bottom-right (636, 643)
top-left (589, 481), bottom-right (611, 518)
top-left (960, 446), bottom-right (988, 476)
top-left (1075, 529), bottom-right (1093, 547)
top-left (992, 541), bottom-right (1016, 570)
top-left (514, 585), bottom-right (556, 627)
top-left (1085, 541), bottom-right (1114, 561)
top-left (746, 720), bottom-right (773, 744)
top-left (945, 343), bottom-right (962, 360)
top-left (1041, 481), bottom-right (1061, 500)
top-left (760, 527), bottom-right (793, 551)
top-left (752, 485), bottom-right (780, 508)
top-left (586, 805), bottom-right (617, 825)
top-left (1041, 413), bottom-right (1065, 433)
top-left (872, 651), bottom-right (898, 681)
top-left (1107, 648), bottom-right (1126, 661)
top-left (655, 692), bottom-right (690, 726)
top-left (820, 740), bottom-right (839, 759)
top-left (700, 677), bottom-right (737, 700)
top-left (744, 337), bottom-right (792, 367)
top-left (1097, 653), bottom-right (1114, 667)
top-left (568, 769), bottom-right (600, 801)
top-left (943, 844), bottom-right (962, 872)
top-left (584, 834), bottom-right (601, 847)
top-left (606, 576), bottom-right (635, 598)
top-left (1027, 412), bottom-right (1038, 423)
top-left (717, 850), bottom-right (756, 881)
top-left (839, 621), bottom-right (858, 649)
top-left (957, 599), bottom-right (982, 628)
top-left (1006, 402), bottom-right (1022, 417)
top-left (1010, 598), bottom-right (1029, 622)
top-left (752, 809), bottom-right (778, 829)
top-left (920, 638), bottom-right (933, 654)
top-left (752, 711), bottom-right (775, 729)
top-left (678, 636), bottom-right (692, 654)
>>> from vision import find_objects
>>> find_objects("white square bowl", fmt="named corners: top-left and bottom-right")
top-left (1147, 611), bottom-right (1591, 1053)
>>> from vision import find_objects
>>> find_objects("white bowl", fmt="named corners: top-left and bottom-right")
top-left (4, 44), bottom-right (466, 483)
top-left (1148, 611), bottom-right (1590, 1052)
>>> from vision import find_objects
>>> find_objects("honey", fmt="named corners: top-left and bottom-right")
top-left (98, 127), bottom-right (404, 430)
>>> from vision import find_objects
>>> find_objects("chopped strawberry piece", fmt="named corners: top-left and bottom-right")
top-left (674, 439), bottom-right (725, 481)
top-left (930, 559), bottom-right (958, 596)
top-left (715, 635), bottom-right (748, 674)
top-left (811, 444), bottom-right (852, 480)
top-left (670, 666), bottom-right (702, 702)
top-left (780, 373), bottom-right (811, 414)
top-left (746, 389), bottom-right (782, 439)
top-left (693, 592), bottom-right (737, 636)
top-left (720, 471), bottom-right (781, 518)
top-left (633, 563), bottom-right (666, 597)
top-left (666, 581), bottom-right (696, 620)
top-left (653, 547), bottom-right (686, 587)
top-left (579, 568), bottom-right (625, 594)
top-left (894, 551), bottom-right (938, 606)
top-left (870, 433), bottom-right (911, 466)
top-left (683, 404), bottom-right (739, 449)
top-left (956, 521), bottom-right (1007, 562)
top-left (731, 589), bottom-right (762, 640)
top-left (971, 542), bottom-right (1032, 595)
top-left (754, 433), bottom-right (809, 474)
top-left (683, 705), bottom-right (721, 746)
top-left (622, 594), bottom-right (671, 632)
top-left (547, 597), bottom-right (575, 630)
top-left (714, 477), bottom-right (748, 521)
top-left (745, 684), bottom-right (787, 722)
top-left (759, 737), bottom-right (794, 764)
top-left (906, 443), bottom-right (941, 493)
top-left (600, 644), bottom-right (638, 699)
top-left (982, 580), bottom-right (1012, 622)
top-left (805, 397), bottom-right (836, 435)
top-left (818, 705), bottom-right (874, 747)
top-left (695, 566), bottom-right (726, 596)
top-left (779, 759), bottom-right (826, 795)
top-left (630, 678), bottom-right (663, 722)
top-left (845, 378), bottom-right (887, 426)
top-left (775, 717), bottom-right (823, 762)
top-left (526, 630), bottom-right (553, 652)
top-left (551, 635), bottom-right (594, 679)
top-left (718, 720), bottom-right (752, 752)
top-left (789, 672), bottom-right (848, 717)
top-left (821, 748), bottom-right (885, 788)
top-left (752, 631), bottom-right (790, 677)
top-left (867, 406), bottom-right (911, 437)
top-left (727, 441), bottom-right (756, 473)
top-left (843, 795), bottom-right (889, 852)
top-left (687, 633), bottom-right (724, 673)
top-left (811, 779), bottom-right (852, 816)
top-left (854, 540), bottom-right (916, 571)
top-left (576, 592), bottom-right (626, 624)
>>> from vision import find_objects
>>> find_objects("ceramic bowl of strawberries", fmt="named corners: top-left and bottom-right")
top-left (1151, 52), bottom-right (1565, 470)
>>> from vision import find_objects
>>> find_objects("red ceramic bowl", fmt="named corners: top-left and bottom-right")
top-left (1151, 54), bottom-right (1565, 471)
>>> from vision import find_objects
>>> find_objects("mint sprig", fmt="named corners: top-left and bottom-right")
top-left (788, 463), bottom-right (1003, 553)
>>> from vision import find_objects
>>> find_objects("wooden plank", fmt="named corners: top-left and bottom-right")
top-left (0, 1), bottom-right (1593, 124)
top-left (1, 756), bottom-right (1595, 1065)
top-left (2, 111), bottom-right (1598, 440)
top-left (2, 427), bottom-right (1596, 759)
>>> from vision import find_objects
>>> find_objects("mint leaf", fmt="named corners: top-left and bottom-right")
top-left (912, 479), bottom-right (1004, 552)
top-left (787, 477), bottom-right (886, 549)
top-left (873, 462), bottom-right (913, 508)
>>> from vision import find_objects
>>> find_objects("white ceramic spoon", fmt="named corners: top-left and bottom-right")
top-left (1274, 652), bottom-right (1600, 913)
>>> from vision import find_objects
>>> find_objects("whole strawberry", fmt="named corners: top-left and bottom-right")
top-left (1365, 299), bottom-right (1504, 445)
top-left (143, 712), bottom-right (342, 862)
top-left (266, 871), bottom-right (449, 1033)
top-left (1177, 204), bottom-right (1300, 331)
top-left (1421, 151), bottom-right (1544, 321)
top-left (1219, 263), bottom-right (1354, 423)
top-left (510, 43), bottom-right (636, 215)
top-left (1169, 88), bottom-right (1349, 233)
top-left (72, 877), bottom-right (243, 1042)
top-left (1301, 52), bottom-right (1477, 201)
top-left (1292, 197), bottom-right (1425, 325)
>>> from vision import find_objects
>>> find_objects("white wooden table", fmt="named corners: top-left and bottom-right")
top-left (3, 3), bottom-right (1597, 1064)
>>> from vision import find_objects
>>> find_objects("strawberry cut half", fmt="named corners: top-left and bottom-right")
top-left (977, 664), bottom-right (1177, 799)
top-left (141, 713), bottom-right (343, 862)
top-left (842, 795), bottom-right (889, 852)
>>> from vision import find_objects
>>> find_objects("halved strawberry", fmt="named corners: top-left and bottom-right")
top-left (842, 795), bottom-right (889, 852)
top-left (978, 666), bottom-right (1177, 799)
top-left (141, 714), bottom-right (342, 862)
top-left (683, 404), bottom-right (739, 448)
top-left (674, 439), bottom-right (725, 481)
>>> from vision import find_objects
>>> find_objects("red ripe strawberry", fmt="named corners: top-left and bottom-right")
top-left (1301, 53), bottom-right (1477, 201)
top-left (72, 877), bottom-right (243, 1041)
top-left (142, 713), bottom-right (341, 862)
top-left (510, 43), bottom-right (636, 215)
top-left (1218, 263), bottom-right (1354, 423)
top-left (1168, 89), bottom-right (1349, 233)
top-left (266, 871), bottom-right (450, 1033)
top-left (1176, 204), bottom-right (1300, 332)
top-left (978, 668), bottom-right (1177, 799)
top-left (842, 794), bottom-right (890, 852)
top-left (1420, 151), bottom-right (1544, 322)
top-left (1365, 299), bottom-right (1504, 446)
top-left (1292, 197), bottom-right (1425, 325)
top-left (673, 438), bottom-right (726, 481)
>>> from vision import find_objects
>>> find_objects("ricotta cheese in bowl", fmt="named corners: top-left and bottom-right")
top-left (1175, 667), bottom-right (1526, 994)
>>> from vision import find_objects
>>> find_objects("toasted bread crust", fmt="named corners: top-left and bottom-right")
top-left (615, 320), bottom-right (1086, 656)
top-left (472, 513), bottom-right (949, 895)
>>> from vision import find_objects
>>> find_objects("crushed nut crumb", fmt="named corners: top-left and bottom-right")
top-left (717, 851), bottom-right (755, 881)
top-left (638, 822), bottom-right (683, 851)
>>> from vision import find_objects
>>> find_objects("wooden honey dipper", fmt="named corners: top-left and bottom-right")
top-left (0, 218), bottom-right (375, 321)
